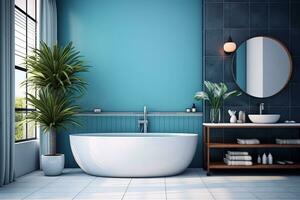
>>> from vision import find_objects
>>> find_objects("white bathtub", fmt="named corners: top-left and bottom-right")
top-left (70, 133), bottom-right (198, 177)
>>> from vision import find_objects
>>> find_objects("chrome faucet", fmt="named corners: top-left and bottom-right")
top-left (138, 106), bottom-right (148, 133)
top-left (259, 103), bottom-right (264, 115)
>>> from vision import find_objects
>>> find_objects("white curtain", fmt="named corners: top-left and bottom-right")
top-left (40, 0), bottom-right (57, 45)
top-left (0, 0), bottom-right (15, 186)
top-left (39, 0), bottom-right (57, 162)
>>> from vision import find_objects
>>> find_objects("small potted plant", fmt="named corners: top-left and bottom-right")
top-left (24, 42), bottom-right (88, 176)
top-left (194, 81), bottom-right (241, 123)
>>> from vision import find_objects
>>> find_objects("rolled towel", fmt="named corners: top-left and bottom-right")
top-left (286, 139), bottom-right (300, 144)
top-left (276, 139), bottom-right (300, 145)
top-left (237, 138), bottom-right (260, 145)
top-left (224, 158), bottom-right (253, 166)
top-left (276, 139), bottom-right (284, 144)
top-left (225, 154), bottom-right (252, 161)
top-left (227, 151), bottom-right (249, 156)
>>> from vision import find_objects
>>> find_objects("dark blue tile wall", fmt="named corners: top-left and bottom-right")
top-left (204, 0), bottom-right (300, 123)
top-left (204, 0), bottom-right (300, 162)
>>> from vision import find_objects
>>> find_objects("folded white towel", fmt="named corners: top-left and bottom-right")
top-left (276, 139), bottom-right (300, 145)
top-left (237, 138), bottom-right (260, 145)
top-left (227, 151), bottom-right (249, 156)
top-left (225, 154), bottom-right (252, 161)
top-left (224, 158), bottom-right (253, 166)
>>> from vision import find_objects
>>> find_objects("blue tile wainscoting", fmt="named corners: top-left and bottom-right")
top-left (57, 113), bottom-right (203, 168)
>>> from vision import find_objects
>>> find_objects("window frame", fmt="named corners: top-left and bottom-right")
top-left (15, 0), bottom-right (38, 143)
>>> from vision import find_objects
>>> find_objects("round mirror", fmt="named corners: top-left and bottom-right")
top-left (232, 36), bottom-right (292, 98)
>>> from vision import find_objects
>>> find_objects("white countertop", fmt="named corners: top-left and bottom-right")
top-left (203, 123), bottom-right (300, 128)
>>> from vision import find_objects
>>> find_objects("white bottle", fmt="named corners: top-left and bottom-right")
top-left (257, 155), bottom-right (261, 164)
top-left (268, 153), bottom-right (273, 165)
top-left (262, 153), bottom-right (267, 165)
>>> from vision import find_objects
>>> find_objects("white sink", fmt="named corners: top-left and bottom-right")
top-left (248, 114), bottom-right (280, 124)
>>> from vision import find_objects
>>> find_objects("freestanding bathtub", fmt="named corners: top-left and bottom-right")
top-left (70, 133), bottom-right (198, 177)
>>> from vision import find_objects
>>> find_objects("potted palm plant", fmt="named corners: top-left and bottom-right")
top-left (25, 42), bottom-right (88, 176)
top-left (194, 81), bottom-right (241, 123)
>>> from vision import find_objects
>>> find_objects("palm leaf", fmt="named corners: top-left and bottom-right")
top-left (194, 81), bottom-right (241, 109)
top-left (194, 91), bottom-right (209, 101)
top-left (25, 41), bottom-right (89, 96)
top-left (223, 90), bottom-right (242, 100)
top-left (26, 88), bottom-right (81, 132)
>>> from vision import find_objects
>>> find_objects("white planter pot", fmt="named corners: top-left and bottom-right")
top-left (41, 154), bottom-right (65, 176)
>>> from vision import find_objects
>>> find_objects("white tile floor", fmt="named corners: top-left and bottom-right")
top-left (0, 169), bottom-right (300, 200)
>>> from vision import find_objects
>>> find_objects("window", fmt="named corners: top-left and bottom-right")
top-left (15, 0), bottom-right (37, 142)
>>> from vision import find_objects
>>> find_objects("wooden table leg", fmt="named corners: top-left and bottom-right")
top-left (203, 126), bottom-right (206, 170)
top-left (207, 127), bottom-right (211, 176)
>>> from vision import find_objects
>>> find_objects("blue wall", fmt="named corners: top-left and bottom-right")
top-left (57, 0), bottom-right (202, 112)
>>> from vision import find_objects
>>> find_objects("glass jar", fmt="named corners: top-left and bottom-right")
top-left (210, 108), bottom-right (221, 123)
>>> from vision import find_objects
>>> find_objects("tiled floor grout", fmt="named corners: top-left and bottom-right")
top-left (21, 175), bottom-right (60, 200)
top-left (250, 190), bottom-right (261, 200)
top-left (1, 169), bottom-right (300, 200)
top-left (164, 177), bottom-right (167, 200)
top-left (199, 175), bottom-right (216, 200)
top-left (71, 176), bottom-right (96, 200)
top-left (120, 178), bottom-right (132, 200)
top-left (244, 179), bottom-right (261, 200)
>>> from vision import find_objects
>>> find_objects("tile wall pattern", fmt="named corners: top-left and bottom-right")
top-left (204, 0), bottom-right (300, 162)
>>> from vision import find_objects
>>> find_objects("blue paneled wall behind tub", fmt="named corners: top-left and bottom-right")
top-left (57, 114), bottom-right (203, 168)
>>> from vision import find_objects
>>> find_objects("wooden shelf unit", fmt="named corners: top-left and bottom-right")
top-left (209, 143), bottom-right (300, 148)
top-left (210, 162), bottom-right (300, 169)
top-left (203, 123), bottom-right (300, 175)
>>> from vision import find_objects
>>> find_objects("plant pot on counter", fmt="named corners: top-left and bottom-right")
top-left (210, 108), bottom-right (221, 123)
top-left (41, 154), bottom-right (65, 176)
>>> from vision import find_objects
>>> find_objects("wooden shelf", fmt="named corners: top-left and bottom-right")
top-left (209, 143), bottom-right (300, 148)
top-left (210, 162), bottom-right (300, 169)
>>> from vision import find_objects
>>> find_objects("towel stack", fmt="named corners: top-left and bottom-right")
top-left (237, 139), bottom-right (260, 145)
top-left (224, 151), bottom-right (253, 166)
top-left (276, 139), bottom-right (300, 145)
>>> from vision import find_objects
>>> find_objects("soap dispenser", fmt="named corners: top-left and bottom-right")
top-left (191, 104), bottom-right (197, 113)
top-left (262, 153), bottom-right (267, 165)
top-left (268, 153), bottom-right (273, 165)
top-left (257, 155), bottom-right (261, 164)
